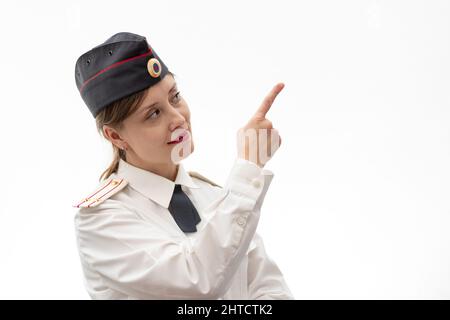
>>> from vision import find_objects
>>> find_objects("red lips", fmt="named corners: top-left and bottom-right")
top-left (167, 131), bottom-right (188, 144)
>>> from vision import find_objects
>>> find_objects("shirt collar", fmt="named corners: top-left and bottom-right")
top-left (115, 158), bottom-right (200, 208)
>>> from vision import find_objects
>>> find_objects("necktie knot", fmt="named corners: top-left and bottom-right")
top-left (168, 184), bottom-right (201, 233)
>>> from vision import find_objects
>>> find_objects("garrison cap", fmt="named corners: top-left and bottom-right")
top-left (75, 32), bottom-right (170, 118)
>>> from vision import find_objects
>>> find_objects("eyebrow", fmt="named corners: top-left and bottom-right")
top-left (140, 83), bottom-right (178, 113)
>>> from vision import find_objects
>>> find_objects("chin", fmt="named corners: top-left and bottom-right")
top-left (184, 140), bottom-right (195, 159)
top-left (169, 140), bottom-right (194, 164)
top-left (183, 141), bottom-right (195, 159)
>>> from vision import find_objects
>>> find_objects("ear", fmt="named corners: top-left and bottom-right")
top-left (103, 125), bottom-right (127, 150)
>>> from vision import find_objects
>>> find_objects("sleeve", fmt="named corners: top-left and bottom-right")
top-left (74, 158), bottom-right (275, 299)
top-left (247, 233), bottom-right (295, 300)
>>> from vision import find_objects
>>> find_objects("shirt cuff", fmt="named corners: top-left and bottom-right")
top-left (224, 158), bottom-right (274, 204)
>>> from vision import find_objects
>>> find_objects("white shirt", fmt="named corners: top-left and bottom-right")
top-left (73, 158), bottom-right (294, 300)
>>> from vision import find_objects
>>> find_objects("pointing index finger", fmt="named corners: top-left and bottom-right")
top-left (254, 83), bottom-right (285, 119)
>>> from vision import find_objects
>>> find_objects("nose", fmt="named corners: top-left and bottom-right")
top-left (168, 106), bottom-right (187, 132)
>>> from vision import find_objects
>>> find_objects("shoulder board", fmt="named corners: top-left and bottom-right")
top-left (188, 171), bottom-right (222, 188)
top-left (72, 178), bottom-right (128, 208)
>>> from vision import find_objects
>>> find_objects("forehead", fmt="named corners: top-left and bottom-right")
top-left (144, 74), bottom-right (176, 100)
top-left (134, 74), bottom-right (177, 115)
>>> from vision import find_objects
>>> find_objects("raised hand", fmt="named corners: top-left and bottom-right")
top-left (237, 83), bottom-right (284, 168)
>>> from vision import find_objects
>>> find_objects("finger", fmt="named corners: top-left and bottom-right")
top-left (254, 82), bottom-right (285, 119)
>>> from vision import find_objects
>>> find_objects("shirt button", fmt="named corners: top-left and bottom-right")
top-left (251, 178), bottom-right (261, 188)
top-left (237, 216), bottom-right (246, 226)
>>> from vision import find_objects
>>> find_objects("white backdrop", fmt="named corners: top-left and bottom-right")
top-left (0, 0), bottom-right (449, 299)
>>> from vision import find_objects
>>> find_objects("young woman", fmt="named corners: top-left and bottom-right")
top-left (73, 32), bottom-right (293, 300)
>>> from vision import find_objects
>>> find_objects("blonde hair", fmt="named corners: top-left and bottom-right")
top-left (95, 72), bottom-right (176, 181)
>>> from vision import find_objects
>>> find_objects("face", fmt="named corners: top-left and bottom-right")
top-left (104, 74), bottom-right (194, 172)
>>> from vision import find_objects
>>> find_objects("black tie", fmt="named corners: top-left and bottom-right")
top-left (168, 184), bottom-right (201, 233)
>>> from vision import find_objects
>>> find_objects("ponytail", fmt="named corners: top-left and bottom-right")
top-left (99, 144), bottom-right (126, 182)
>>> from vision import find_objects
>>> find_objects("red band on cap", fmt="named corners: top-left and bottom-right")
top-left (80, 48), bottom-right (153, 93)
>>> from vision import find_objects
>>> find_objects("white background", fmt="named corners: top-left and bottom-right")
top-left (0, 0), bottom-right (449, 299)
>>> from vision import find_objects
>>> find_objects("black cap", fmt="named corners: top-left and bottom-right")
top-left (75, 32), bottom-right (170, 118)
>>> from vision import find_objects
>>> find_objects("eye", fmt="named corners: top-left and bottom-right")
top-left (173, 91), bottom-right (182, 104)
top-left (147, 108), bottom-right (161, 120)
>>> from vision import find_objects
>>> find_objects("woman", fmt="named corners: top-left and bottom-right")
top-left (73, 31), bottom-right (294, 300)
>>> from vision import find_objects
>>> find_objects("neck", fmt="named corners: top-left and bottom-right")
top-left (150, 163), bottom-right (179, 182)
top-left (125, 155), bottom-right (179, 182)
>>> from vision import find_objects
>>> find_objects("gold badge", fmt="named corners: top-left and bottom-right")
top-left (147, 58), bottom-right (162, 78)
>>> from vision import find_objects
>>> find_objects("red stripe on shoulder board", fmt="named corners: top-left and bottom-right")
top-left (80, 48), bottom-right (153, 93)
top-left (86, 179), bottom-right (125, 208)
top-left (75, 179), bottom-right (114, 208)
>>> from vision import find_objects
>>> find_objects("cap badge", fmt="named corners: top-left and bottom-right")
top-left (147, 58), bottom-right (162, 78)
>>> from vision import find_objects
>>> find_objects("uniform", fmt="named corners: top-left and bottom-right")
top-left (73, 32), bottom-right (294, 299)
top-left (73, 158), bottom-right (294, 299)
